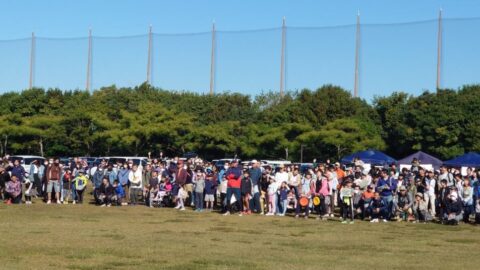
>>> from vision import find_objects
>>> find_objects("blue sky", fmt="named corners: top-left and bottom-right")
top-left (1, 0), bottom-right (479, 101)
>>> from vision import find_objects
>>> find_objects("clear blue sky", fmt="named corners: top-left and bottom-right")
top-left (1, 0), bottom-right (479, 101)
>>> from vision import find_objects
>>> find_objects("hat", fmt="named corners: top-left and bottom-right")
top-left (231, 159), bottom-right (239, 163)
top-left (415, 193), bottom-right (423, 198)
top-left (335, 162), bottom-right (340, 167)
top-left (399, 186), bottom-right (407, 191)
top-left (251, 159), bottom-right (258, 164)
top-left (278, 164), bottom-right (285, 168)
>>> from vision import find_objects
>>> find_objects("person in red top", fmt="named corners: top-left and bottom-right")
top-left (175, 160), bottom-right (188, 186)
top-left (223, 160), bottom-right (242, 216)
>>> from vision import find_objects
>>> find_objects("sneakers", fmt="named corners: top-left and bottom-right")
top-left (223, 211), bottom-right (231, 216)
top-left (179, 207), bottom-right (185, 211)
top-left (107, 204), bottom-right (111, 207)
top-left (100, 204), bottom-right (106, 207)
top-left (25, 201), bottom-right (32, 205)
top-left (238, 213), bottom-right (243, 217)
top-left (382, 219), bottom-right (388, 223)
top-left (174, 205), bottom-right (181, 209)
top-left (341, 220), bottom-right (348, 224)
top-left (304, 216), bottom-right (309, 219)
top-left (47, 200), bottom-right (51, 204)
top-left (63, 201), bottom-right (69, 205)
top-left (330, 214), bottom-right (335, 217)
top-left (349, 221), bottom-right (355, 224)
top-left (294, 215), bottom-right (299, 219)
top-left (57, 201), bottom-right (61, 205)
top-left (265, 212), bottom-right (274, 216)
top-left (370, 218), bottom-right (379, 223)
top-left (72, 201), bottom-right (76, 205)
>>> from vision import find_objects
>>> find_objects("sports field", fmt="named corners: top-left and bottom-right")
top-left (1, 202), bottom-right (479, 270)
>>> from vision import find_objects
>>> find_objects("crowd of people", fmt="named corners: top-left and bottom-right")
top-left (1, 155), bottom-right (480, 225)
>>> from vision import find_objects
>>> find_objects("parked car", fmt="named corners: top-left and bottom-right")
top-left (104, 156), bottom-right (148, 167)
top-left (8, 155), bottom-right (45, 174)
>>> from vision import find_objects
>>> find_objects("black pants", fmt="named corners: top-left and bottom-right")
top-left (76, 189), bottom-right (85, 203)
top-left (341, 199), bottom-right (353, 221)
top-left (6, 193), bottom-right (22, 204)
top-left (33, 174), bottom-right (42, 196)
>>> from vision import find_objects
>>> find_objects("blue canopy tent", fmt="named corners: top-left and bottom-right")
top-left (443, 152), bottom-right (480, 168)
top-left (397, 151), bottom-right (443, 170)
top-left (341, 149), bottom-right (396, 165)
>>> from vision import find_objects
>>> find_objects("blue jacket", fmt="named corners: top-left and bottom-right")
top-left (376, 177), bottom-right (397, 197)
top-left (249, 167), bottom-right (262, 186)
top-left (114, 185), bottom-right (125, 198)
top-left (118, 168), bottom-right (130, 186)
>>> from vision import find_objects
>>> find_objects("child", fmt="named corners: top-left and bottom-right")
top-left (24, 178), bottom-right (33, 204)
top-left (295, 172), bottom-right (312, 219)
top-left (174, 184), bottom-right (186, 211)
top-left (361, 185), bottom-right (375, 219)
top-left (72, 170), bottom-right (88, 204)
top-left (340, 180), bottom-right (354, 224)
top-left (240, 170), bottom-right (252, 216)
top-left (369, 192), bottom-right (387, 223)
top-left (265, 178), bottom-right (278, 216)
top-left (113, 179), bottom-right (126, 206)
top-left (193, 172), bottom-right (205, 212)
top-left (204, 171), bottom-right (217, 212)
top-left (62, 169), bottom-right (73, 204)
top-left (278, 181), bottom-right (289, 216)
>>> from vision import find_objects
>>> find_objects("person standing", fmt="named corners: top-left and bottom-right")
top-left (223, 159), bottom-right (242, 216)
top-left (376, 168), bottom-right (397, 220)
top-left (425, 169), bottom-right (437, 218)
top-left (46, 158), bottom-right (62, 204)
top-left (128, 164), bottom-right (143, 205)
top-left (248, 160), bottom-right (262, 214)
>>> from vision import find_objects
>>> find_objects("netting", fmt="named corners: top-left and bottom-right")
top-left (215, 28), bottom-right (282, 95)
top-left (35, 37), bottom-right (88, 90)
top-left (360, 20), bottom-right (438, 101)
top-left (151, 32), bottom-right (211, 93)
top-left (1, 18), bottom-right (480, 100)
top-left (442, 18), bottom-right (480, 89)
top-left (286, 25), bottom-right (356, 93)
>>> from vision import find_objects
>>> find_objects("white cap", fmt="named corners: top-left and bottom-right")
top-left (251, 159), bottom-right (258, 164)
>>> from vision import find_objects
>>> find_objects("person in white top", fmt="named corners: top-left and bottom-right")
top-left (275, 165), bottom-right (289, 184)
top-left (128, 164), bottom-right (143, 205)
top-left (425, 169), bottom-right (436, 217)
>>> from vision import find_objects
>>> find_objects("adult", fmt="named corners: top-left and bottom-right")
top-left (98, 177), bottom-right (115, 207)
top-left (11, 159), bottom-right (26, 183)
top-left (46, 158), bottom-right (62, 204)
top-left (118, 163), bottom-right (130, 203)
top-left (128, 164), bottom-right (143, 205)
top-left (223, 159), bottom-right (242, 216)
top-left (5, 175), bottom-right (22, 204)
top-left (425, 169), bottom-right (437, 218)
top-left (0, 166), bottom-right (10, 200)
top-left (29, 160), bottom-right (42, 196)
top-left (438, 165), bottom-right (455, 187)
top-left (376, 168), bottom-right (397, 220)
top-left (394, 186), bottom-right (413, 221)
top-left (248, 160), bottom-right (262, 213)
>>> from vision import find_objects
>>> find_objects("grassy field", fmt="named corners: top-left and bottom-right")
top-left (1, 202), bottom-right (480, 270)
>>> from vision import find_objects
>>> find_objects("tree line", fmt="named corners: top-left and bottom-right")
top-left (1, 83), bottom-right (479, 161)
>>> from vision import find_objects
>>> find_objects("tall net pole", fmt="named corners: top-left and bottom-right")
top-left (354, 11), bottom-right (360, 98)
top-left (209, 21), bottom-right (216, 96)
top-left (280, 17), bottom-right (286, 98)
top-left (29, 32), bottom-right (35, 89)
top-left (436, 9), bottom-right (443, 91)
top-left (86, 28), bottom-right (92, 91)
top-left (147, 25), bottom-right (153, 84)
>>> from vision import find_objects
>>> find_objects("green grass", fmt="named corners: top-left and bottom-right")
top-left (0, 202), bottom-right (479, 270)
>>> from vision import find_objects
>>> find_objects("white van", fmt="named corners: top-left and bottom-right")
top-left (8, 155), bottom-right (45, 174)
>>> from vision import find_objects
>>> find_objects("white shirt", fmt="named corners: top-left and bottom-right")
top-left (427, 178), bottom-right (436, 196)
top-left (275, 171), bottom-right (289, 184)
